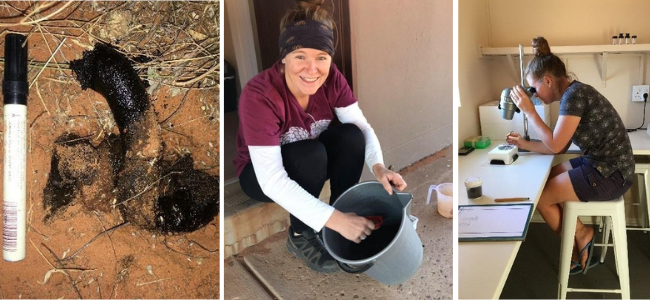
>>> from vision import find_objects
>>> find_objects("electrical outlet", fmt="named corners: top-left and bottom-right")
top-left (632, 85), bottom-right (650, 102)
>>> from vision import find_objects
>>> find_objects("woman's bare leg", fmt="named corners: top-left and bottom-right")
top-left (537, 160), bottom-right (594, 268)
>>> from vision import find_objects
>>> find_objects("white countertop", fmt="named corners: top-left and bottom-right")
top-left (567, 130), bottom-right (650, 155)
top-left (629, 130), bottom-right (650, 155)
top-left (459, 132), bottom-right (650, 299)
top-left (459, 144), bottom-right (554, 206)
top-left (458, 142), bottom-right (554, 299)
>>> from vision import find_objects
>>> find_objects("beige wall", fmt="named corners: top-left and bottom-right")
top-left (350, 0), bottom-right (453, 175)
top-left (460, 0), bottom-right (650, 141)
top-left (458, 0), bottom-right (493, 146)
top-left (226, 1), bottom-right (453, 178)
top-left (487, 0), bottom-right (650, 47)
top-left (223, 1), bottom-right (239, 94)
top-left (224, 0), bottom-right (259, 94)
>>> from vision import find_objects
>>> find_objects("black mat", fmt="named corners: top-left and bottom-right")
top-left (501, 223), bottom-right (650, 299)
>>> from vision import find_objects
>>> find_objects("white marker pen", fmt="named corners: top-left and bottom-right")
top-left (3, 34), bottom-right (28, 262)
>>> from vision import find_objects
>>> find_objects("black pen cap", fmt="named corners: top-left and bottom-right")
top-left (3, 33), bottom-right (28, 105)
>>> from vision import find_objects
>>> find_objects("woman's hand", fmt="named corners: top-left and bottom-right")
top-left (326, 210), bottom-right (375, 243)
top-left (372, 163), bottom-right (407, 195)
top-left (510, 85), bottom-right (535, 115)
top-left (506, 131), bottom-right (529, 150)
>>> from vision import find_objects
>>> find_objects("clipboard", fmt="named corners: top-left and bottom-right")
top-left (458, 203), bottom-right (534, 242)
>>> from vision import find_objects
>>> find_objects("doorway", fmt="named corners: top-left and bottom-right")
top-left (224, 0), bottom-right (352, 183)
top-left (252, 0), bottom-right (352, 87)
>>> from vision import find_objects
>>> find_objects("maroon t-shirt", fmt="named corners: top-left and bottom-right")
top-left (234, 61), bottom-right (357, 177)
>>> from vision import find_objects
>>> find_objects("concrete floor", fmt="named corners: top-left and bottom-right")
top-left (224, 148), bottom-right (453, 300)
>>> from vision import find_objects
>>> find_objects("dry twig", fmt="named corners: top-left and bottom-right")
top-left (136, 277), bottom-right (171, 287)
top-left (29, 36), bottom-right (66, 88)
top-left (29, 239), bottom-right (84, 299)
top-left (62, 221), bottom-right (130, 261)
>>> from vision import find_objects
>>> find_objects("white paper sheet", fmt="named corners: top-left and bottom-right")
top-left (458, 204), bottom-right (534, 241)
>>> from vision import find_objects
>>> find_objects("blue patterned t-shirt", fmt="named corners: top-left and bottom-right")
top-left (560, 81), bottom-right (634, 181)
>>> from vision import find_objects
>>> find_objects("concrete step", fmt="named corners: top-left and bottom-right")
top-left (224, 180), bottom-right (330, 258)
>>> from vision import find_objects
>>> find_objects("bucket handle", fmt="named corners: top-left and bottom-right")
top-left (337, 261), bottom-right (374, 274)
top-left (427, 184), bottom-right (438, 205)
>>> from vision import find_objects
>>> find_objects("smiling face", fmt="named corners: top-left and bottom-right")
top-left (283, 48), bottom-right (331, 101)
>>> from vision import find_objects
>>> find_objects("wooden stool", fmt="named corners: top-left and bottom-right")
top-left (558, 197), bottom-right (630, 299)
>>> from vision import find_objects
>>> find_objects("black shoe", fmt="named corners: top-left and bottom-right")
top-left (286, 227), bottom-right (339, 273)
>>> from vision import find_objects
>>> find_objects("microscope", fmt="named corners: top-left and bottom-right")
top-left (498, 85), bottom-right (537, 141)
top-left (489, 45), bottom-right (535, 164)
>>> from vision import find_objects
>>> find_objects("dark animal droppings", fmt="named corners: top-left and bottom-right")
top-left (70, 43), bottom-right (149, 132)
top-left (43, 44), bottom-right (219, 233)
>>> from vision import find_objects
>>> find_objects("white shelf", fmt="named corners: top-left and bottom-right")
top-left (480, 44), bottom-right (650, 86)
top-left (481, 44), bottom-right (650, 56)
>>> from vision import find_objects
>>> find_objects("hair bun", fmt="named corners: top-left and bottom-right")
top-left (532, 36), bottom-right (551, 57)
top-left (282, 0), bottom-right (333, 31)
top-left (296, 0), bottom-right (325, 10)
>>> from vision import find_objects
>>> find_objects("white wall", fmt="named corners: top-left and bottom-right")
top-left (487, 54), bottom-right (647, 129)
top-left (460, 0), bottom-right (650, 141)
top-left (350, 0), bottom-right (453, 173)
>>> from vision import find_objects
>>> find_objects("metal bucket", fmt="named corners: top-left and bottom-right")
top-left (322, 181), bottom-right (423, 285)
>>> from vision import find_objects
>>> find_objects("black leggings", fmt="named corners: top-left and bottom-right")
top-left (239, 123), bottom-right (366, 233)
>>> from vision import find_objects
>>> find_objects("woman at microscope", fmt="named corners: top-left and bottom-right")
top-left (233, 0), bottom-right (407, 273)
top-left (506, 36), bottom-right (634, 274)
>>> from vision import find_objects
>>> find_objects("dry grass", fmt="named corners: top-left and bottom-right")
top-left (0, 1), bottom-right (219, 90)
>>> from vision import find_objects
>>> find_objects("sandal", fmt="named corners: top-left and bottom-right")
top-left (569, 244), bottom-right (582, 275)
top-left (578, 228), bottom-right (597, 274)
top-left (570, 260), bottom-right (582, 275)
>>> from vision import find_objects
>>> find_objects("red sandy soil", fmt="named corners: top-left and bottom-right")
top-left (0, 2), bottom-right (219, 298)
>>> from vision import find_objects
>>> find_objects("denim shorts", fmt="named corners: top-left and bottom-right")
top-left (568, 157), bottom-right (632, 202)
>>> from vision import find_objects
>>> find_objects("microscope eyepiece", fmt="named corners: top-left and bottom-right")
top-left (527, 86), bottom-right (536, 95)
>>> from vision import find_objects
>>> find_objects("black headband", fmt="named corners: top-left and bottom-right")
top-left (279, 19), bottom-right (334, 59)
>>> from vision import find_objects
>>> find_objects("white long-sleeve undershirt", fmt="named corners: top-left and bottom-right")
top-left (248, 102), bottom-right (383, 231)
top-left (335, 102), bottom-right (383, 168)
